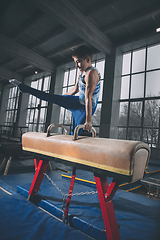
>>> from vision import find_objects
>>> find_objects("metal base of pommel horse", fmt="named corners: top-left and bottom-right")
top-left (22, 124), bottom-right (150, 240)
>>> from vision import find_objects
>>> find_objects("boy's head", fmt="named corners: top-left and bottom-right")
top-left (72, 45), bottom-right (92, 60)
top-left (72, 45), bottom-right (92, 71)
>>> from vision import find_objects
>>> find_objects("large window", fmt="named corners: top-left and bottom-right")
top-left (5, 86), bottom-right (19, 126)
top-left (3, 86), bottom-right (20, 137)
top-left (59, 59), bottom-right (105, 135)
top-left (119, 44), bottom-right (160, 147)
top-left (26, 76), bottom-right (51, 132)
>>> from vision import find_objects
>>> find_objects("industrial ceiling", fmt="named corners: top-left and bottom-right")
top-left (0, 0), bottom-right (160, 84)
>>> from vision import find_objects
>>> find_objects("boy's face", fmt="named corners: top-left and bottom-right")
top-left (73, 56), bottom-right (91, 72)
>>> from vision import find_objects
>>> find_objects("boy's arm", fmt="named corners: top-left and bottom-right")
top-left (84, 69), bottom-right (99, 130)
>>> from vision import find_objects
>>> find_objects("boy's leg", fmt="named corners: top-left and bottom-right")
top-left (9, 81), bottom-right (97, 135)
top-left (10, 81), bottom-right (79, 111)
top-left (71, 106), bottom-right (97, 135)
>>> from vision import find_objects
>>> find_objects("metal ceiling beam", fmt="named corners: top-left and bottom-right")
top-left (13, 13), bottom-right (46, 39)
top-left (46, 39), bottom-right (84, 58)
top-left (0, 0), bottom-right (18, 19)
top-left (30, 25), bottom-right (67, 49)
top-left (103, 2), bottom-right (160, 33)
top-left (0, 57), bottom-right (14, 68)
top-left (0, 66), bottom-right (23, 82)
top-left (0, 33), bottom-right (55, 73)
top-left (86, 0), bottom-right (121, 17)
top-left (111, 5), bottom-right (135, 37)
top-left (36, 0), bottom-right (112, 54)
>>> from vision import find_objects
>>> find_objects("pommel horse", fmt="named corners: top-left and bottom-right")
top-left (22, 124), bottom-right (150, 240)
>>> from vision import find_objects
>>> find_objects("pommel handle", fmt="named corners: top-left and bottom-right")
top-left (73, 124), bottom-right (96, 141)
top-left (47, 124), bottom-right (68, 137)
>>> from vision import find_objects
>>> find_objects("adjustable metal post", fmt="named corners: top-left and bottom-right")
top-left (63, 167), bottom-right (76, 222)
top-left (94, 174), bottom-right (121, 240)
top-left (27, 158), bottom-right (49, 201)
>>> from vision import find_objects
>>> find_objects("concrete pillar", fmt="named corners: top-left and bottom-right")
top-left (99, 48), bottom-right (116, 138)
top-left (110, 48), bottom-right (123, 139)
top-left (45, 70), bottom-right (57, 131)
top-left (49, 67), bottom-right (65, 131)
top-left (0, 85), bottom-right (10, 125)
top-left (18, 78), bottom-right (31, 128)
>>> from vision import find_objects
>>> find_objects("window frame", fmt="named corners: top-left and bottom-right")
top-left (119, 43), bottom-right (160, 147)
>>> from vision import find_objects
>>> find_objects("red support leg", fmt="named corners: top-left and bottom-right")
top-left (28, 159), bottom-right (49, 201)
top-left (94, 174), bottom-right (121, 240)
top-left (63, 167), bottom-right (76, 222)
top-left (34, 158), bottom-right (40, 172)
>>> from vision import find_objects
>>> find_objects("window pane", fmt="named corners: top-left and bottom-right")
top-left (62, 87), bottom-right (67, 95)
top-left (146, 70), bottom-right (160, 97)
top-left (68, 69), bottom-right (76, 85)
top-left (99, 80), bottom-right (103, 102)
top-left (96, 60), bottom-right (105, 79)
top-left (120, 76), bottom-right (130, 99)
top-left (38, 124), bottom-right (45, 133)
top-left (119, 102), bottom-right (128, 126)
top-left (12, 98), bottom-right (16, 109)
top-left (127, 128), bottom-right (141, 141)
top-left (129, 102), bottom-right (142, 126)
top-left (26, 109), bottom-right (30, 123)
top-left (9, 88), bottom-right (12, 98)
top-left (147, 44), bottom-right (160, 70)
top-left (118, 128), bottom-right (127, 140)
top-left (59, 107), bottom-right (65, 124)
top-left (34, 110), bottom-right (38, 123)
top-left (41, 100), bottom-right (48, 107)
top-left (33, 124), bottom-right (37, 132)
top-left (144, 100), bottom-right (160, 127)
top-left (28, 124), bottom-right (33, 132)
top-left (28, 95), bottom-right (32, 107)
top-left (14, 110), bottom-right (17, 122)
top-left (64, 109), bottom-right (72, 124)
top-left (92, 62), bottom-right (96, 67)
top-left (63, 71), bottom-right (69, 86)
top-left (29, 109), bottom-right (34, 123)
top-left (143, 128), bottom-right (158, 147)
top-left (130, 73), bottom-right (144, 98)
top-left (132, 49), bottom-right (145, 73)
top-left (31, 80), bottom-right (38, 89)
top-left (39, 108), bottom-right (47, 123)
top-left (7, 99), bottom-right (11, 109)
top-left (92, 103), bottom-right (101, 125)
top-left (16, 98), bottom-right (19, 108)
top-left (31, 96), bottom-right (36, 107)
top-left (12, 87), bottom-right (16, 97)
top-left (122, 52), bottom-right (131, 75)
top-left (43, 76), bottom-right (51, 91)
top-left (68, 86), bottom-right (73, 92)
top-left (38, 79), bottom-right (42, 90)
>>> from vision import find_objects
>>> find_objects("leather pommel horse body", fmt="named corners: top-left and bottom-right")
top-left (22, 124), bottom-right (150, 240)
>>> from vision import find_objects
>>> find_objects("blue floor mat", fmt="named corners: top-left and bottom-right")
top-left (0, 180), bottom-right (92, 240)
top-left (0, 170), bottom-right (160, 240)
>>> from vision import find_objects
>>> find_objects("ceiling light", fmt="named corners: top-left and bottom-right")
top-left (156, 28), bottom-right (160, 32)
top-left (35, 71), bottom-right (38, 74)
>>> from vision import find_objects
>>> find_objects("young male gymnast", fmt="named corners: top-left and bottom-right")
top-left (9, 45), bottom-right (101, 135)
